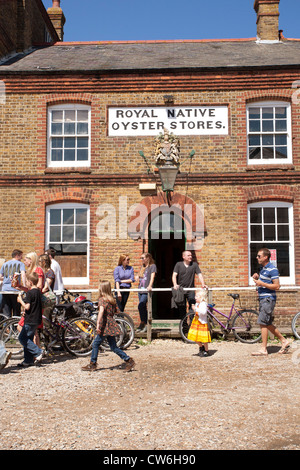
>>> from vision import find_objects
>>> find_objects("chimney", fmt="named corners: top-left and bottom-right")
top-left (47, 0), bottom-right (66, 41)
top-left (254, 0), bottom-right (280, 42)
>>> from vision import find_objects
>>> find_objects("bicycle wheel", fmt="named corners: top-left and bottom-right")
top-left (291, 311), bottom-right (300, 340)
top-left (116, 316), bottom-right (135, 349)
top-left (232, 309), bottom-right (261, 343)
top-left (0, 317), bottom-right (24, 358)
top-left (100, 317), bottom-right (125, 351)
top-left (179, 312), bottom-right (195, 343)
top-left (0, 312), bottom-right (9, 324)
top-left (119, 312), bottom-right (135, 328)
top-left (0, 315), bottom-right (21, 329)
top-left (62, 316), bottom-right (97, 357)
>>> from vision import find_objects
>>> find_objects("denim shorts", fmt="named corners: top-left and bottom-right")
top-left (258, 297), bottom-right (276, 326)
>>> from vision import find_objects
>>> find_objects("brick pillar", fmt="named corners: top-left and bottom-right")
top-left (47, 0), bottom-right (66, 41)
top-left (254, 0), bottom-right (280, 41)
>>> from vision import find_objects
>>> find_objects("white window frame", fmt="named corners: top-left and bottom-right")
top-left (248, 201), bottom-right (294, 285)
top-left (247, 101), bottom-right (292, 165)
top-left (47, 104), bottom-right (91, 168)
top-left (45, 202), bottom-right (90, 285)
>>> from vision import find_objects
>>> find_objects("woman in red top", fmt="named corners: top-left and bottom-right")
top-left (24, 252), bottom-right (45, 290)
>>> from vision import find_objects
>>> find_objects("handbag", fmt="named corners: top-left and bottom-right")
top-left (41, 276), bottom-right (56, 308)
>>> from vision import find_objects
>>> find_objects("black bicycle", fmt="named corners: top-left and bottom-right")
top-left (0, 308), bottom-right (97, 359)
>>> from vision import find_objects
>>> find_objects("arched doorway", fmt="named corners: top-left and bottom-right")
top-left (148, 212), bottom-right (186, 319)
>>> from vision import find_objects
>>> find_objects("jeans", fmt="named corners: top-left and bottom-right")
top-left (19, 323), bottom-right (42, 364)
top-left (138, 292), bottom-right (148, 324)
top-left (2, 294), bottom-right (21, 318)
top-left (91, 335), bottom-right (130, 364)
top-left (115, 289), bottom-right (130, 312)
top-left (177, 291), bottom-right (196, 318)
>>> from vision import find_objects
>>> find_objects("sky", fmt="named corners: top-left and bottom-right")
top-left (43, 0), bottom-right (300, 43)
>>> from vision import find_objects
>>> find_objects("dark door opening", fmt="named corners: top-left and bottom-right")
top-left (148, 213), bottom-right (185, 319)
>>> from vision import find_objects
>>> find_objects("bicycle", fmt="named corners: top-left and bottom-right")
top-left (291, 311), bottom-right (300, 340)
top-left (82, 301), bottom-right (135, 350)
top-left (179, 293), bottom-right (261, 344)
top-left (85, 309), bottom-right (134, 350)
top-left (0, 308), bottom-right (97, 359)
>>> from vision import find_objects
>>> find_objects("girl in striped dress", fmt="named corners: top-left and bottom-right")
top-left (188, 289), bottom-right (211, 357)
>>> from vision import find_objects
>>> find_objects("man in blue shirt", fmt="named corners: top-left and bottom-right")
top-left (251, 248), bottom-right (291, 356)
top-left (0, 249), bottom-right (26, 317)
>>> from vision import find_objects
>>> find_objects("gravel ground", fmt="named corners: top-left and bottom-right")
top-left (0, 337), bottom-right (299, 451)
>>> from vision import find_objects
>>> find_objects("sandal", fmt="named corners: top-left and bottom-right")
top-left (251, 350), bottom-right (268, 356)
top-left (278, 341), bottom-right (291, 354)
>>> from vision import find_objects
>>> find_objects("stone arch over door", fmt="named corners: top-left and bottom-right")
top-left (128, 192), bottom-right (206, 249)
top-left (128, 192), bottom-right (206, 319)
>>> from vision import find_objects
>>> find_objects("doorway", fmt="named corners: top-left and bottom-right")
top-left (148, 212), bottom-right (186, 319)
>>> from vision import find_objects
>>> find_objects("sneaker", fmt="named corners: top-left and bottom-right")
top-left (17, 361), bottom-right (34, 368)
top-left (124, 358), bottom-right (135, 372)
top-left (140, 325), bottom-right (147, 333)
top-left (0, 352), bottom-right (11, 370)
top-left (202, 351), bottom-right (209, 357)
top-left (136, 323), bottom-right (145, 332)
top-left (34, 350), bottom-right (45, 364)
top-left (81, 362), bottom-right (97, 371)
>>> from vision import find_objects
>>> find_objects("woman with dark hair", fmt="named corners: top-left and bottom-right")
top-left (136, 253), bottom-right (157, 333)
top-left (39, 254), bottom-right (55, 293)
top-left (113, 254), bottom-right (135, 312)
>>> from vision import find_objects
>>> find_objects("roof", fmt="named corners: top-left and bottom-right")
top-left (1, 38), bottom-right (300, 73)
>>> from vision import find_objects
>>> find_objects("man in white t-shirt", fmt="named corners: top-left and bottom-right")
top-left (45, 249), bottom-right (64, 302)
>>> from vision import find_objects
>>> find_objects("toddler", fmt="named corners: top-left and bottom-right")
top-left (188, 288), bottom-right (211, 357)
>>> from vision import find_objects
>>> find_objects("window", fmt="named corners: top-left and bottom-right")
top-left (248, 202), bottom-right (294, 284)
top-left (247, 101), bottom-right (292, 164)
top-left (46, 203), bottom-right (90, 284)
top-left (48, 104), bottom-right (90, 167)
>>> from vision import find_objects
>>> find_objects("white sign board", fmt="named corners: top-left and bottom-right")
top-left (108, 106), bottom-right (229, 136)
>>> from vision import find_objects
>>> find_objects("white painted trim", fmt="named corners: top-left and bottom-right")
top-left (247, 101), bottom-right (292, 165)
top-left (45, 202), bottom-right (90, 285)
top-left (248, 201), bottom-right (294, 285)
top-left (47, 103), bottom-right (91, 168)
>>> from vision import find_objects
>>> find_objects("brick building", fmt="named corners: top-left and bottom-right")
top-left (0, 0), bottom-right (300, 325)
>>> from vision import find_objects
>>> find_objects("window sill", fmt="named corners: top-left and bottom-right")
top-left (63, 277), bottom-right (89, 286)
top-left (246, 164), bottom-right (294, 171)
top-left (45, 167), bottom-right (92, 174)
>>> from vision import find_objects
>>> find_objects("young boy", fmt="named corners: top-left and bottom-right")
top-left (17, 272), bottom-right (44, 367)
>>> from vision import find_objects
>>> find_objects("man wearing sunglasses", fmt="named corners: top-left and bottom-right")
top-left (252, 248), bottom-right (291, 356)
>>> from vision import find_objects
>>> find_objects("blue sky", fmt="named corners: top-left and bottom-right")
top-left (43, 0), bottom-right (300, 42)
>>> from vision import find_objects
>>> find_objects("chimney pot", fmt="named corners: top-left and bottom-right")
top-left (254, 0), bottom-right (280, 42)
top-left (47, 0), bottom-right (66, 41)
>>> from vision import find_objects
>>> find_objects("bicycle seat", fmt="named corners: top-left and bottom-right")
top-left (228, 293), bottom-right (239, 299)
top-left (208, 303), bottom-right (215, 308)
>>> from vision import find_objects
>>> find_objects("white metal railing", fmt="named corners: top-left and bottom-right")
top-left (2, 285), bottom-right (299, 342)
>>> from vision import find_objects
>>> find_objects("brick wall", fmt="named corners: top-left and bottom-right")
top-left (0, 79), bottom-right (300, 326)
top-left (0, 0), bottom-right (58, 59)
